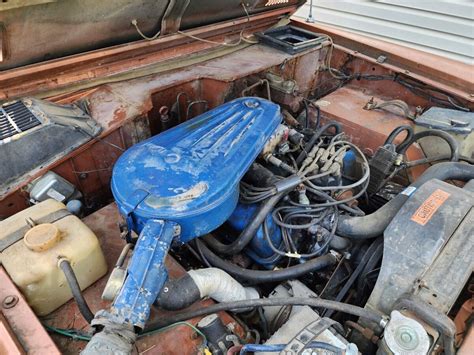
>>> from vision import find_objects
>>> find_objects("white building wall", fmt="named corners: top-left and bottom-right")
top-left (294, 1), bottom-right (474, 64)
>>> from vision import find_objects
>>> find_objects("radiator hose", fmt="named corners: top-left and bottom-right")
top-left (156, 268), bottom-right (258, 311)
top-left (337, 162), bottom-right (474, 239)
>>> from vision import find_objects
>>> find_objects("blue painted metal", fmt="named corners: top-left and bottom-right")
top-left (112, 219), bottom-right (177, 328)
top-left (227, 202), bottom-right (282, 269)
top-left (111, 98), bottom-right (282, 242)
top-left (108, 98), bottom-right (281, 329)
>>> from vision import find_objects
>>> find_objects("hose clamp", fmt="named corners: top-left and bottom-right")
top-left (379, 316), bottom-right (390, 328)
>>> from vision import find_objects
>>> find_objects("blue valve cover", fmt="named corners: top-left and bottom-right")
top-left (111, 98), bottom-right (281, 242)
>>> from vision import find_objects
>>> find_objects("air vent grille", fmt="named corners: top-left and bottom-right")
top-left (265, 0), bottom-right (289, 6)
top-left (0, 101), bottom-right (41, 141)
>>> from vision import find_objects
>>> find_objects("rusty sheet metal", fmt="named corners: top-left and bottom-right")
top-left (44, 203), bottom-right (244, 354)
top-left (0, 7), bottom-right (295, 100)
top-left (0, 43), bottom-right (320, 218)
top-left (0, 1), bottom-right (303, 71)
top-left (292, 18), bottom-right (474, 103)
top-left (315, 85), bottom-right (426, 180)
top-left (0, 312), bottom-right (25, 355)
top-left (0, 267), bottom-right (60, 355)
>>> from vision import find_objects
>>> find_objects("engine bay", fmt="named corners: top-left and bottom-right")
top-left (0, 17), bottom-right (473, 355)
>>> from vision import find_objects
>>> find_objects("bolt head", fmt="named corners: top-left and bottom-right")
top-left (2, 295), bottom-right (19, 309)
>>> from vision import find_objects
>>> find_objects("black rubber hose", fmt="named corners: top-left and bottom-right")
top-left (336, 162), bottom-right (474, 239)
top-left (203, 192), bottom-right (284, 256)
top-left (155, 274), bottom-right (201, 311)
top-left (144, 297), bottom-right (386, 331)
top-left (58, 259), bottom-right (94, 323)
top-left (196, 240), bottom-right (337, 284)
top-left (296, 121), bottom-right (342, 165)
top-left (398, 129), bottom-right (459, 162)
top-left (394, 295), bottom-right (456, 355)
top-left (384, 125), bottom-right (414, 152)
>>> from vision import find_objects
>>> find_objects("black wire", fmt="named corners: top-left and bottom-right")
top-left (302, 98), bottom-right (321, 129)
top-left (326, 67), bottom-right (470, 112)
top-left (264, 208), bottom-right (339, 258)
top-left (257, 306), bottom-right (269, 340)
top-left (303, 99), bottom-right (310, 129)
top-left (394, 75), bottom-right (470, 111)
top-left (193, 239), bottom-right (212, 268)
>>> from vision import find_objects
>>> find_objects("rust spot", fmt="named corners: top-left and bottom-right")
top-left (111, 107), bottom-right (127, 126)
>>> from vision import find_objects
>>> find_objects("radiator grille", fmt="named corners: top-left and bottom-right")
top-left (0, 101), bottom-right (41, 141)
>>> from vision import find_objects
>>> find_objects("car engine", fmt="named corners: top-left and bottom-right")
top-left (62, 95), bottom-right (470, 354)
top-left (0, 7), bottom-right (472, 354)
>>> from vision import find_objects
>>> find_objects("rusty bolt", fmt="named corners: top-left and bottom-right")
top-left (2, 295), bottom-right (19, 309)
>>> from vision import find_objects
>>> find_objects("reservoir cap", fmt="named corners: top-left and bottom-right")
top-left (24, 223), bottom-right (60, 252)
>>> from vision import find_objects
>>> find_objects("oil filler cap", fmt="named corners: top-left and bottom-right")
top-left (24, 223), bottom-right (60, 252)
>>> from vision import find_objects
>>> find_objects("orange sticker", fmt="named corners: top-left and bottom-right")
top-left (411, 189), bottom-right (450, 226)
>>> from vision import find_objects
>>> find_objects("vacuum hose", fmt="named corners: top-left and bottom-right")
top-left (337, 162), bottom-right (474, 239)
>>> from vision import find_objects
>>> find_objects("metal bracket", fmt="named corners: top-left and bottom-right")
top-left (160, 0), bottom-right (191, 36)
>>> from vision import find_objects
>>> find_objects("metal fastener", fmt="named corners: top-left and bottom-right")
top-left (376, 55), bottom-right (387, 63)
top-left (244, 100), bottom-right (260, 108)
top-left (2, 295), bottom-right (19, 309)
